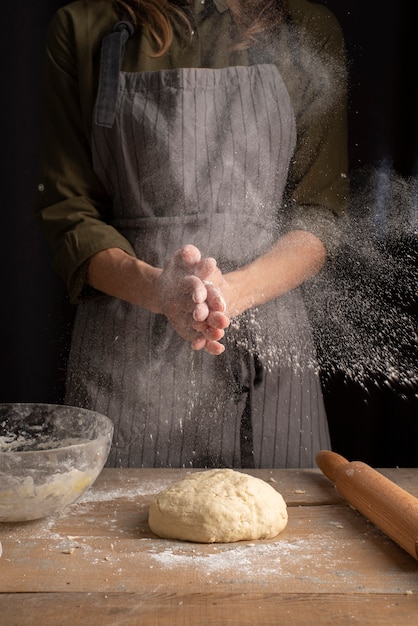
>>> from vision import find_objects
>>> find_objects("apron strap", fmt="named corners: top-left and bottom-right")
top-left (95, 21), bottom-right (134, 128)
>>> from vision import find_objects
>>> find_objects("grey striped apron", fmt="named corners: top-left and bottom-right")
top-left (65, 22), bottom-right (331, 468)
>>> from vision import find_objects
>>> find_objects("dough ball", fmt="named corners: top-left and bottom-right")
top-left (148, 469), bottom-right (288, 543)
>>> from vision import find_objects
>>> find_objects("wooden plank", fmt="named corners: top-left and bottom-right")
top-left (1, 504), bottom-right (417, 595)
top-left (91, 467), bottom-right (418, 502)
top-left (87, 467), bottom-right (347, 506)
top-left (1, 592), bottom-right (418, 626)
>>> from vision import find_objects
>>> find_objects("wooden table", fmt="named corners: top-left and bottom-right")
top-left (1, 468), bottom-right (417, 625)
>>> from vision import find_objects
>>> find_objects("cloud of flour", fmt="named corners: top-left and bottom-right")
top-left (304, 163), bottom-right (417, 393)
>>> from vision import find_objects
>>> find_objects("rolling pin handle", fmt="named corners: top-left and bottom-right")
top-left (316, 450), bottom-right (349, 482)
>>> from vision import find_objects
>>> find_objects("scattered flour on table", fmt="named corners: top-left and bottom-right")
top-left (75, 479), bottom-right (171, 503)
top-left (148, 540), bottom-right (309, 576)
top-left (139, 534), bottom-right (362, 582)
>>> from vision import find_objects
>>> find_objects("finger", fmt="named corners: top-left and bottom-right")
top-left (178, 244), bottom-right (202, 269)
top-left (183, 275), bottom-right (207, 304)
top-left (192, 301), bottom-right (209, 322)
top-left (205, 284), bottom-right (227, 312)
top-left (207, 310), bottom-right (230, 330)
top-left (193, 257), bottom-right (217, 280)
top-left (191, 335), bottom-right (207, 351)
top-left (192, 334), bottom-right (225, 355)
top-left (192, 321), bottom-right (225, 341)
top-left (203, 326), bottom-right (225, 341)
top-left (204, 340), bottom-right (225, 356)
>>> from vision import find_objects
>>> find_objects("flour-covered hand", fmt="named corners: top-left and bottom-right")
top-left (156, 245), bottom-right (229, 354)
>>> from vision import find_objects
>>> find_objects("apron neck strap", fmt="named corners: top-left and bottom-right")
top-left (95, 21), bottom-right (134, 128)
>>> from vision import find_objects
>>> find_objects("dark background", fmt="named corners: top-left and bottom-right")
top-left (1, 1), bottom-right (417, 466)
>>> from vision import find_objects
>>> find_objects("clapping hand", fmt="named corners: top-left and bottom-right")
top-left (157, 245), bottom-right (229, 355)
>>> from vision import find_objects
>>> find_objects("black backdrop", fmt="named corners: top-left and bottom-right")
top-left (1, 1), bottom-right (417, 466)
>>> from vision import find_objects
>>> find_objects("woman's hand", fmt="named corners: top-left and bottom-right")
top-left (156, 245), bottom-right (230, 354)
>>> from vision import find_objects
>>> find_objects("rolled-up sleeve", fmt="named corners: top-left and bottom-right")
top-left (34, 7), bottom-right (135, 303)
top-left (278, 4), bottom-right (349, 255)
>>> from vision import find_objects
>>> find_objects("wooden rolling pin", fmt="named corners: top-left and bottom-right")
top-left (316, 450), bottom-right (418, 561)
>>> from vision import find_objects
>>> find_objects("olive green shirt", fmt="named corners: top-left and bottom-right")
top-left (35, 0), bottom-right (349, 303)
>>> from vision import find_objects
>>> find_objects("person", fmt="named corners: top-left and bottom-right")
top-left (35, 0), bottom-right (348, 468)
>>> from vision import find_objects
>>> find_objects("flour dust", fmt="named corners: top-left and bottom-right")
top-left (304, 164), bottom-right (417, 394)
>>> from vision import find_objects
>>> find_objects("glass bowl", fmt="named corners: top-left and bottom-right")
top-left (0, 403), bottom-right (114, 522)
